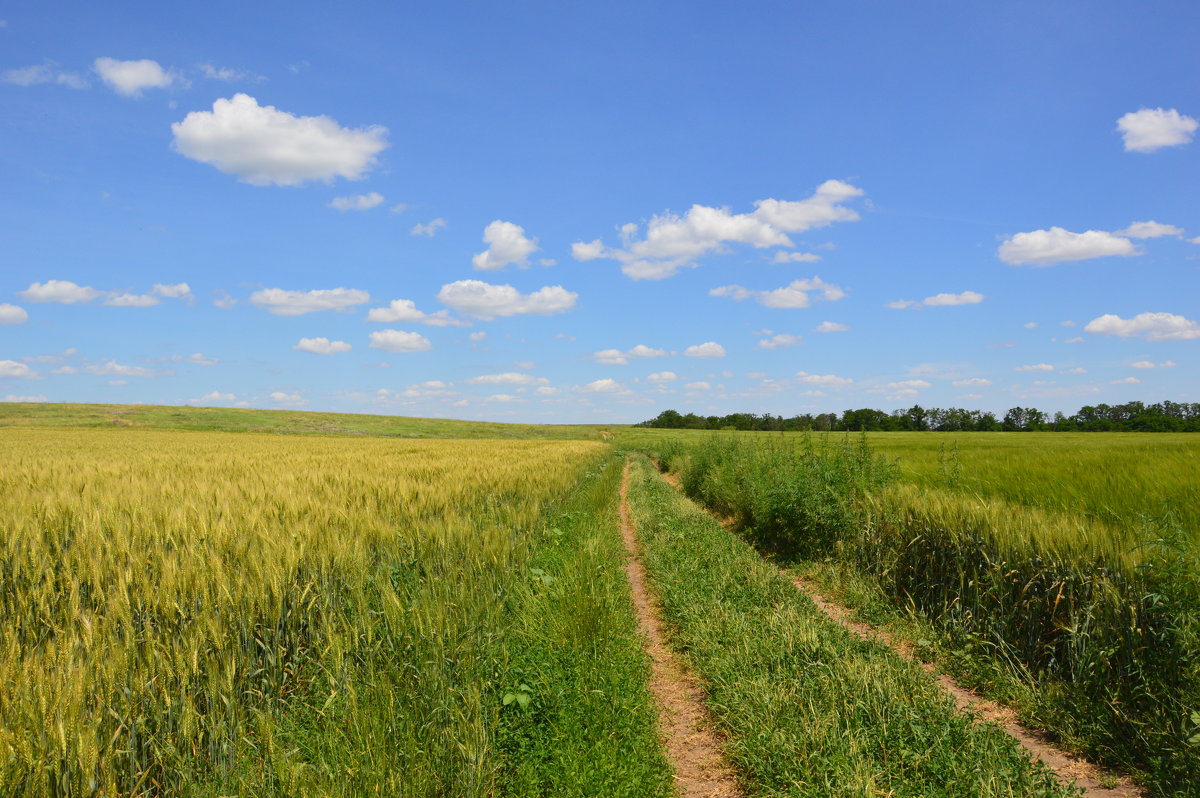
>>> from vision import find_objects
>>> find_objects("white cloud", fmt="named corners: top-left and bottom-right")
top-left (465, 372), bottom-right (549, 386)
top-left (368, 329), bottom-right (432, 353)
top-left (648, 371), bottom-right (677, 383)
top-left (472, 220), bottom-right (538, 270)
top-left (93, 57), bottom-right (173, 96)
top-left (104, 293), bottom-right (159, 307)
top-left (684, 381), bottom-right (711, 391)
top-left (795, 371), bottom-right (853, 388)
top-left (953, 378), bottom-right (992, 387)
top-left (1015, 363), bottom-right (1055, 372)
top-left (1130, 360), bottom-right (1176, 369)
top-left (486, 394), bottom-right (523, 403)
top-left (269, 391), bottom-right (307, 407)
top-left (1117, 108), bottom-right (1198, 153)
top-left (0, 304), bottom-right (28, 325)
top-left (328, 192), bottom-right (384, 211)
top-left (758, 334), bottom-right (802, 349)
top-left (0, 360), bottom-right (38, 379)
top-left (19, 280), bottom-right (102, 304)
top-left (411, 218), bottom-right (447, 236)
top-left (195, 390), bottom-right (236, 403)
top-left (468, 331), bottom-right (487, 342)
top-left (153, 282), bottom-right (192, 299)
top-left (593, 344), bottom-right (668, 364)
top-left (1084, 311), bottom-right (1200, 341)
top-left (198, 64), bottom-right (262, 83)
top-left (998, 227), bottom-right (1137, 266)
top-left (1064, 336), bottom-right (1085, 344)
top-left (173, 353), bottom-right (218, 366)
top-left (172, 94), bottom-right (388, 186)
top-left (923, 290), bottom-right (984, 306)
top-left (814, 321), bottom-right (848, 333)
top-left (535, 386), bottom-right (560, 396)
top-left (684, 342), bottom-right (726, 358)
top-left (1112, 376), bottom-right (1141, 385)
top-left (436, 280), bottom-right (577, 320)
top-left (1060, 367), bottom-right (1088, 375)
top-left (572, 180), bottom-right (864, 279)
top-left (365, 299), bottom-right (467, 326)
top-left (1061, 320), bottom-right (1077, 327)
top-left (294, 337), bottom-right (351, 355)
top-left (84, 361), bottom-right (156, 378)
top-left (1024, 322), bottom-right (1038, 329)
top-left (213, 290), bottom-right (237, 310)
top-left (710, 276), bottom-right (846, 309)
top-left (3, 394), bottom-right (48, 402)
top-left (772, 251), bottom-right (821, 263)
top-left (1116, 220), bottom-right (1184, 238)
top-left (250, 287), bottom-right (369, 315)
top-left (582, 378), bottom-right (623, 393)
top-left (3, 63), bottom-right (87, 89)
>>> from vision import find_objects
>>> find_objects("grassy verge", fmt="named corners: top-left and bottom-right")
top-left (624, 454), bottom-right (1076, 797)
top-left (648, 433), bottom-right (1198, 796)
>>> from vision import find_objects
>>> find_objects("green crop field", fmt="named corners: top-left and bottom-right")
top-left (2, 404), bottom-right (1195, 796)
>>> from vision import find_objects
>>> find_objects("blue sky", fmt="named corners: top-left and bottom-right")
top-left (2, 1), bottom-right (1197, 422)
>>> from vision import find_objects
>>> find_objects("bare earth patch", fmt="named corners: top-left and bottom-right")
top-left (654, 465), bottom-right (1141, 798)
top-left (621, 460), bottom-right (742, 798)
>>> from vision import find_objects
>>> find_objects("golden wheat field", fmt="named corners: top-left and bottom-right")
top-left (0, 427), bottom-right (607, 795)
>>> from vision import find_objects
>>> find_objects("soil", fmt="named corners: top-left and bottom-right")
top-left (620, 459), bottom-right (742, 798)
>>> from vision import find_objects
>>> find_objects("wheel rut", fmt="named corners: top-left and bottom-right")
top-left (619, 459), bottom-right (742, 798)
top-left (653, 463), bottom-right (1142, 798)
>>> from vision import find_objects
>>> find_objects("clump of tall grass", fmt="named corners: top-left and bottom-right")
top-left (649, 433), bottom-right (1200, 794)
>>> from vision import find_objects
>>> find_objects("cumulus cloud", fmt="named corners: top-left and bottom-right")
top-left (684, 381), bottom-right (711, 391)
top-left (328, 192), bottom-right (384, 211)
top-left (998, 227), bottom-right (1137, 265)
top-left (1084, 311), bottom-right (1200, 341)
top-left (0, 304), bottom-right (29, 325)
top-left (294, 337), bottom-right (351, 355)
top-left (1115, 220), bottom-right (1184, 238)
top-left (953, 377), bottom-right (992, 387)
top-left (411, 218), bottom-right (447, 236)
top-left (368, 329), bottom-right (432, 352)
top-left (84, 361), bottom-right (156, 378)
top-left (104, 293), bottom-right (159, 307)
top-left (172, 94), bottom-right (388, 186)
top-left (1117, 108), bottom-right (1198, 153)
top-left (581, 378), bottom-right (623, 393)
top-left (465, 372), bottom-right (549, 386)
top-left (888, 290), bottom-right (985, 309)
top-left (3, 62), bottom-right (87, 89)
top-left (198, 64), bottom-right (263, 83)
top-left (366, 298), bottom-right (468, 326)
top-left (173, 353), bottom-right (217, 366)
top-left (684, 342), bottom-right (726, 358)
top-left (19, 280), bottom-right (103, 304)
top-left (486, 394), bottom-right (523, 403)
top-left (772, 251), bottom-right (821, 263)
top-left (814, 321), bottom-right (848, 333)
top-left (1130, 360), bottom-right (1176, 369)
top-left (758, 334), bottom-right (802, 349)
top-left (436, 280), bottom-right (577, 320)
top-left (3, 394), bottom-right (48, 402)
top-left (93, 57), bottom-right (174, 95)
top-left (1015, 363), bottom-right (1055, 372)
top-left (0, 360), bottom-right (38, 379)
top-left (1060, 367), bottom-right (1088, 375)
top-left (269, 391), bottom-right (307, 407)
top-left (535, 386), bottom-right (560, 396)
top-left (593, 344), bottom-right (668, 365)
top-left (194, 390), bottom-right (236, 403)
top-left (572, 179), bottom-right (864, 279)
top-left (472, 220), bottom-right (539, 270)
top-left (153, 282), bottom-right (192, 299)
top-left (795, 371), bottom-right (853, 388)
top-left (648, 371), bottom-right (677, 382)
top-left (468, 331), bottom-right (487, 342)
top-left (710, 276), bottom-right (846, 309)
top-left (213, 290), bottom-right (237, 310)
top-left (1111, 376), bottom-right (1141, 385)
top-left (250, 287), bottom-right (369, 315)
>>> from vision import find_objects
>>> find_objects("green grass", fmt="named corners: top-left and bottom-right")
top-left (624, 454), bottom-right (1077, 797)
top-left (0, 401), bottom-right (615, 440)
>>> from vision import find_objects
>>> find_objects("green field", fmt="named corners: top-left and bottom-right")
top-left (2, 403), bottom-right (1194, 795)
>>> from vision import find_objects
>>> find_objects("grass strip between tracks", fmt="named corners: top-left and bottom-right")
top-left (623, 454), bottom-right (1079, 798)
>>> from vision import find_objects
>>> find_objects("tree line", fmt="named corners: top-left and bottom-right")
top-left (639, 401), bottom-right (1200, 432)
